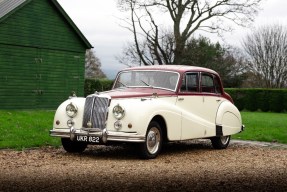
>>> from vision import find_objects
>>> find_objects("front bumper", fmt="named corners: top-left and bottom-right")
top-left (50, 127), bottom-right (146, 143)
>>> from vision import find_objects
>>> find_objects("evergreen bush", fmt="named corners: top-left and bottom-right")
top-left (84, 79), bottom-right (114, 96)
top-left (225, 88), bottom-right (287, 113)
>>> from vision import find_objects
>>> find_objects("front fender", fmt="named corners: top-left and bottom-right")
top-left (53, 97), bottom-right (86, 129)
top-left (107, 97), bottom-right (182, 140)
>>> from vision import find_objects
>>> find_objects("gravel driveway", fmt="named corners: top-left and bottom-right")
top-left (0, 140), bottom-right (286, 192)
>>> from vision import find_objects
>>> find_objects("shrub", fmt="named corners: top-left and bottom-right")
top-left (84, 79), bottom-right (114, 96)
top-left (225, 88), bottom-right (287, 113)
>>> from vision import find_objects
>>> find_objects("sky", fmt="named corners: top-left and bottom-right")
top-left (57, 0), bottom-right (287, 79)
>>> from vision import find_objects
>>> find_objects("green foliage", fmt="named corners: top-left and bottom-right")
top-left (225, 88), bottom-right (287, 112)
top-left (0, 110), bottom-right (60, 149)
top-left (182, 36), bottom-right (246, 88)
top-left (84, 78), bottom-right (114, 96)
top-left (233, 112), bottom-right (287, 144)
top-left (183, 37), bottom-right (220, 67)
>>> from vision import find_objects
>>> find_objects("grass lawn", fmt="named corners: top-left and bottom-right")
top-left (233, 111), bottom-right (287, 144)
top-left (0, 110), bottom-right (60, 150)
top-left (0, 110), bottom-right (286, 150)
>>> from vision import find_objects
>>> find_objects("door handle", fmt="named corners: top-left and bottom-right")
top-left (178, 98), bottom-right (184, 101)
top-left (216, 99), bottom-right (221, 102)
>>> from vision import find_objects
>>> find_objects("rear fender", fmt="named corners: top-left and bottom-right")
top-left (216, 101), bottom-right (242, 136)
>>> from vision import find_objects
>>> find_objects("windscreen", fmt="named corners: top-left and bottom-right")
top-left (114, 70), bottom-right (179, 91)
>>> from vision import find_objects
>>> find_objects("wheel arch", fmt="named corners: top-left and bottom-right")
top-left (150, 115), bottom-right (168, 143)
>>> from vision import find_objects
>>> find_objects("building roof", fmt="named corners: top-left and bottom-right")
top-left (0, 0), bottom-right (29, 20)
top-left (0, 0), bottom-right (93, 48)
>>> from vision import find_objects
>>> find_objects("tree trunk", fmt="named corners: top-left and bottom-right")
top-left (173, 43), bottom-right (185, 64)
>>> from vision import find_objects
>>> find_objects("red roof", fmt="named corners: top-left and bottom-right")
top-left (120, 65), bottom-right (218, 75)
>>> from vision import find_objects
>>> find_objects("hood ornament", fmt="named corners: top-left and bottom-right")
top-left (87, 121), bottom-right (92, 128)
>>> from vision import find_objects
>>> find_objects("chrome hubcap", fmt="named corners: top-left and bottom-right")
top-left (147, 127), bottom-right (160, 154)
top-left (220, 136), bottom-right (230, 145)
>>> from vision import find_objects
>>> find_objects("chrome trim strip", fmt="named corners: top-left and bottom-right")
top-left (107, 131), bottom-right (145, 142)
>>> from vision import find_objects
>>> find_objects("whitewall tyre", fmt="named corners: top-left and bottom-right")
top-left (211, 135), bottom-right (231, 149)
top-left (139, 121), bottom-right (163, 159)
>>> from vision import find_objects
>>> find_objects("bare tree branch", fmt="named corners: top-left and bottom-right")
top-left (243, 24), bottom-right (287, 88)
top-left (85, 49), bottom-right (106, 79)
top-left (117, 0), bottom-right (263, 65)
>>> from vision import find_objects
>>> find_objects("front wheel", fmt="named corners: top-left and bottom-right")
top-left (210, 135), bottom-right (231, 149)
top-left (61, 138), bottom-right (87, 153)
top-left (139, 121), bottom-right (163, 159)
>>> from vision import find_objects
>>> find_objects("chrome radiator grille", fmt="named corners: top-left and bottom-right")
top-left (82, 96), bottom-right (110, 129)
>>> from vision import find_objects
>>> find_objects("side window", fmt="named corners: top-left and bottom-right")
top-left (200, 73), bottom-right (222, 94)
top-left (214, 76), bottom-right (222, 94)
top-left (180, 73), bottom-right (199, 92)
top-left (201, 74), bottom-right (215, 93)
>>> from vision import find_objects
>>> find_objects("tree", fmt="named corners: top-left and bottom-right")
top-left (117, 31), bottom-right (174, 66)
top-left (119, 35), bottom-right (247, 87)
top-left (117, 0), bottom-right (262, 65)
top-left (243, 25), bottom-right (287, 88)
top-left (182, 36), bottom-right (247, 87)
top-left (85, 49), bottom-right (106, 79)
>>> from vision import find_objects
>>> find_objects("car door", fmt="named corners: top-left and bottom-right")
top-left (177, 72), bottom-right (223, 140)
top-left (177, 72), bottom-right (206, 140)
top-left (200, 73), bottom-right (224, 137)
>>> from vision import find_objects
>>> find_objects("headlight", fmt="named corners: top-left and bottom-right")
top-left (66, 103), bottom-right (78, 117)
top-left (113, 104), bottom-right (125, 120)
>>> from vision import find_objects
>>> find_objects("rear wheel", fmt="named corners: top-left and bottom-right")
top-left (139, 121), bottom-right (162, 159)
top-left (61, 138), bottom-right (87, 153)
top-left (211, 135), bottom-right (231, 149)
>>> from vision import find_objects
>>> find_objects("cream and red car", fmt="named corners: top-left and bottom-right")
top-left (50, 65), bottom-right (244, 159)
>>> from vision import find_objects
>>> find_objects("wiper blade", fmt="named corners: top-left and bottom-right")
top-left (118, 81), bottom-right (128, 88)
top-left (141, 80), bottom-right (153, 88)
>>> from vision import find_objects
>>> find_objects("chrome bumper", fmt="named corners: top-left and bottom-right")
top-left (241, 125), bottom-right (245, 132)
top-left (49, 127), bottom-right (146, 143)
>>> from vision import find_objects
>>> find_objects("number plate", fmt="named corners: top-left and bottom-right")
top-left (76, 136), bottom-right (100, 143)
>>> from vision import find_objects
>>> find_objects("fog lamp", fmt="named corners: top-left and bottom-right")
top-left (67, 119), bottom-right (74, 127)
top-left (114, 121), bottom-right (122, 130)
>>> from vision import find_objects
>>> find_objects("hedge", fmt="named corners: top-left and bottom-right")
top-left (84, 79), bottom-right (114, 96)
top-left (225, 88), bottom-right (287, 113)
top-left (83, 82), bottom-right (287, 112)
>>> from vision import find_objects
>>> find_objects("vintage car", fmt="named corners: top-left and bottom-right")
top-left (50, 65), bottom-right (244, 159)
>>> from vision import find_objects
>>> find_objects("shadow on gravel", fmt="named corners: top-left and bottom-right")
top-left (64, 139), bottom-right (287, 160)
top-left (162, 140), bottom-right (213, 154)
top-left (67, 139), bottom-right (215, 160)
top-left (1, 140), bottom-right (286, 192)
